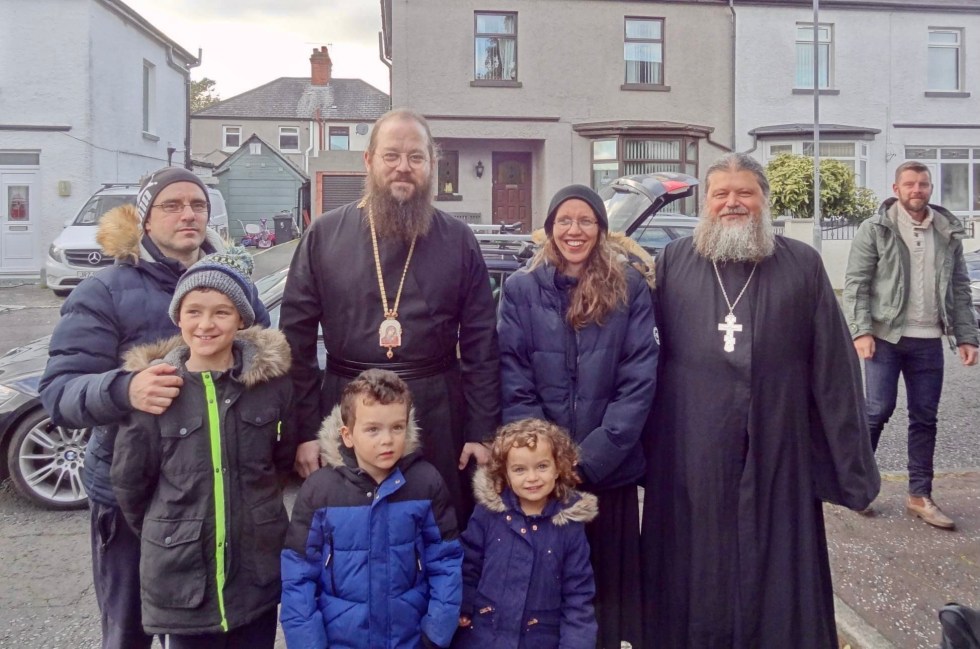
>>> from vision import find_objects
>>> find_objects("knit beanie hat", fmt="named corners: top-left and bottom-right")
top-left (544, 184), bottom-right (609, 235)
top-left (136, 167), bottom-right (211, 228)
top-left (169, 247), bottom-right (256, 327)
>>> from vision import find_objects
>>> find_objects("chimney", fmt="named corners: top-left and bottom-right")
top-left (310, 46), bottom-right (333, 86)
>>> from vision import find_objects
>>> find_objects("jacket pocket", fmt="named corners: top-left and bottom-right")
top-left (159, 416), bottom-right (207, 475)
top-left (238, 405), bottom-right (281, 468)
top-left (140, 517), bottom-right (206, 609)
top-left (248, 495), bottom-right (288, 586)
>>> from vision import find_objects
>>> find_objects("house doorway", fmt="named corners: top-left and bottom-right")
top-left (491, 152), bottom-right (531, 232)
top-left (0, 170), bottom-right (39, 273)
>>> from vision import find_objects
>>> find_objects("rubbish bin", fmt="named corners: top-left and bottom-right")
top-left (273, 212), bottom-right (295, 243)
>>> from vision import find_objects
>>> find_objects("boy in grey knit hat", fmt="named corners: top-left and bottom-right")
top-left (111, 245), bottom-right (294, 648)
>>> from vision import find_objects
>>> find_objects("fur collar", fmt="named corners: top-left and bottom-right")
top-left (317, 404), bottom-right (422, 469)
top-left (121, 327), bottom-right (291, 388)
top-left (96, 203), bottom-right (225, 264)
top-left (471, 466), bottom-right (598, 526)
top-left (530, 227), bottom-right (656, 288)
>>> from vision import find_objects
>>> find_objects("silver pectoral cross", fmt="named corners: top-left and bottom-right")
top-left (718, 313), bottom-right (743, 353)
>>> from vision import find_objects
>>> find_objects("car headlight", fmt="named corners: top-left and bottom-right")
top-left (48, 244), bottom-right (64, 262)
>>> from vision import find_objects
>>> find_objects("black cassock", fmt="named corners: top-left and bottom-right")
top-left (280, 202), bottom-right (501, 524)
top-left (642, 236), bottom-right (879, 649)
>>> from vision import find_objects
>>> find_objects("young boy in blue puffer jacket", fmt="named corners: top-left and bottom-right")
top-left (280, 369), bottom-right (463, 648)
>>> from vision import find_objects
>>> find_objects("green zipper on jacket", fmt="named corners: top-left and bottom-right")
top-left (202, 372), bottom-right (229, 632)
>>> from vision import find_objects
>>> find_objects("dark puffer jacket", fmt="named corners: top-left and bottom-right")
top-left (111, 327), bottom-right (294, 635)
top-left (453, 468), bottom-right (598, 649)
top-left (280, 407), bottom-right (463, 649)
top-left (38, 204), bottom-right (268, 506)
top-left (497, 258), bottom-right (658, 489)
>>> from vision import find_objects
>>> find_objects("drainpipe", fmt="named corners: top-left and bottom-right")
top-left (729, 0), bottom-right (737, 151)
top-left (379, 32), bottom-right (392, 106)
top-left (166, 45), bottom-right (201, 170)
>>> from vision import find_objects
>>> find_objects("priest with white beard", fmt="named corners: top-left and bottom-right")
top-left (641, 152), bottom-right (880, 649)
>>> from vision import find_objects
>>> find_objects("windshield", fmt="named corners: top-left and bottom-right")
top-left (600, 185), bottom-right (652, 233)
top-left (73, 194), bottom-right (136, 225)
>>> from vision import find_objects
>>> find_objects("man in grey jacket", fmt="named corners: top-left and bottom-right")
top-left (843, 160), bottom-right (979, 529)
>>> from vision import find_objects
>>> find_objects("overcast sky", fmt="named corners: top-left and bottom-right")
top-left (122, 0), bottom-right (390, 98)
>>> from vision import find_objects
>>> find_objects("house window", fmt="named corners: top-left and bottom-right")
top-left (624, 18), bottom-right (664, 85)
top-left (142, 61), bottom-right (155, 133)
top-left (591, 137), bottom-right (698, 213)
top-left (329, 127), bottom-right (350, 151)
top-left (474, 12), bottom-right (517, 82)
top-left (928, 29), bottom-right (963, 91)
top-left (223, 126), bottom-right (241, 151)
top-left (795, 23), bottom-right (832, 89)
top-left (279, 126), bottom-right (300, 152)
top-left (437, 151), bottom-right (460, 198)
top-left (904, 147), bottom-right (980, 216)
top-left (766, 141), bottom-right (869, 187)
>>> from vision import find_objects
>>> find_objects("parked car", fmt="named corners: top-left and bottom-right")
top-left (965, 249), bottom-right (980, 325)
top-left (42, 182), bottom-right (229, 297)
top-left (0, 263), bottom-right (317, 510)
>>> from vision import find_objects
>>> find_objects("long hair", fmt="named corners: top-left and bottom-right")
top-left (531, 231), bottom-right (628, 329)
top-left (488, 418), bottom-right (581, 503)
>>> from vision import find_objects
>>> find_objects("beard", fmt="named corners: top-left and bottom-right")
top-left (364, 169), bottom-right (435, 244)
top-left (693, 205), bottom-right (776, 263)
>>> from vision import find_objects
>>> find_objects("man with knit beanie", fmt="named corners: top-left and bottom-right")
top-left (844, 160), bottom-right (979, 529)
top-left (40, 167), bottom-right (270, 649)
top-left (112, 247), bottom-right (291, 648)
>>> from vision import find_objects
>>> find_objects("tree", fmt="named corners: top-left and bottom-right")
top-left (190, 78), bottom-right (221, 113)
top-left (766, 154), bottom-right (878, 221)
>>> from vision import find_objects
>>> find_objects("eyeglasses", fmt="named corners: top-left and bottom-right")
top-left (151, 200), bottom-right (209, 214)
top-left (377, 152), bottom-right (429, 169)
top-left (554, 217), bottom-right (599, 231)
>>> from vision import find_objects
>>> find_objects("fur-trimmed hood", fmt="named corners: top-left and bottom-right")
top-left (121, 326), bottom-right (291, 388)
top-left (316, 404), bottom-right (422, 469)
top-left (471, 465), bottom-right (598, 526)
top-left (530, 227), bottom-right (655, 288)
top-left (96, 203), bottom-right (225, 264)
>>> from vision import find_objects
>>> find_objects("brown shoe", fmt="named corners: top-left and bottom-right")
top-left (906, 495), bottom-right (955, 529)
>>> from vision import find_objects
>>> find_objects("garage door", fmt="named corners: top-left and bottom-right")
top-left (321, 175), bottom-right (365, 213)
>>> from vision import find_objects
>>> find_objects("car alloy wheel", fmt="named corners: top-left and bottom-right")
top-left (6, 409), bottom-right (89, 510)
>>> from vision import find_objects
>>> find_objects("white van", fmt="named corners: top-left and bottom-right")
top-left (42, 182), bottom-right (229, 297)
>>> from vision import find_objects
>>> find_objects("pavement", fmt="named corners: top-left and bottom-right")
top-left (827, 470), bottom-right (980, 649)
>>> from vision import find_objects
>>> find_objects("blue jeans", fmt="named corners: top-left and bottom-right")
top-left (865, 336), bottom-right (945, 497)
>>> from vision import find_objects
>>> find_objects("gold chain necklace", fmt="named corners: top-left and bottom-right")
top-left (368, 209), bottom-right (417, 359)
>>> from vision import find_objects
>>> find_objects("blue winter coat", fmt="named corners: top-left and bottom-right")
top-left (38, 204), bottom-right (268, 505)
top-left (453, 468), bottom-right (598, 649)
top-left (497, 259), bottom-right (658, 489)
top-left (280, 408), bottom-right (463, 649)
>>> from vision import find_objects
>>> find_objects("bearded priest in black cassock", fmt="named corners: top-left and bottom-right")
top-left (642, 153), bottom-right (880, 649)
top-left (280, 109), bottom-right (500, 525)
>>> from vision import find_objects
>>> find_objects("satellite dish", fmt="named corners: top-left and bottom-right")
top-left (355, 123), bottom-right (369, 135)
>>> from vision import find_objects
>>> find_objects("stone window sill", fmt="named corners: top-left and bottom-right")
top-left (470, 80), bottom-right (522, 88)
top-left (621, 83), bottom-right (671, 92)
top-left (925, 91), bottom-right (970, 98)
top-left (792, 88), bottom-right (840, 95)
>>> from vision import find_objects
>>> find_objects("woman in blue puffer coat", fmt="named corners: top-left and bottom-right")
top-left (497, 184), bottom-right (659, 649)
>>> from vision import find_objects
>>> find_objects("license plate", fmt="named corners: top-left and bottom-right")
top-left (76, 271), bottom-right (95, 278)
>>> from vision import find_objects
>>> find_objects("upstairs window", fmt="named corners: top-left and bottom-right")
top-left (329, 127), bottom-right (350, 151)
top-left (928, 28), bottom-right (963, 91)
top-left (222, 126), bottom-right (241, 151)
top-left (795, 23), bottom-right (832, 89)
top-left (279, 126), bottom-right (300, 152)
top-left (474, 12), bottom-right (518, 83)
top-left (624, 18), bottom-right (664, 86)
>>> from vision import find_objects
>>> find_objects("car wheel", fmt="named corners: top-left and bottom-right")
top-left (52, 288), bottom-right (72, 298)
top-left (6, 409), bottom-right (89, 510)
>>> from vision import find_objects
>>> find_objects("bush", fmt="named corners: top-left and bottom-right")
top-left (766, 154), bottom-right (877, 221)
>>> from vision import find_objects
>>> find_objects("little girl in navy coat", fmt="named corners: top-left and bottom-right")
top-left (453, 418), bottom-right (598, 649)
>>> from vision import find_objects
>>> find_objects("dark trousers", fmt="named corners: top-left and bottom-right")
top-left (90, 500), bottom-right (153, 649)
top-left (163, 607), bottom-right (278, 649)
top-left (865, 336), bottom-right (945, 497)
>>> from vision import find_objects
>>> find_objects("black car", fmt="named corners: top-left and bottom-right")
top-left (0, 172), bottom-right (698, 510)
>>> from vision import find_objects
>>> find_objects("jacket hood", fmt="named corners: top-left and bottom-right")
top-left (121, 326), bottom-right (291, 388)
top-left (530, 227), bottom-right (655, 288)
top-left (316, 404), bottom-right (422, 469)
top-left (471, 466), bottom-right (598, 526)
top-left (97, 203), bottom-right (224, 264)
top-left (876, 197), bottom-right (965, 236)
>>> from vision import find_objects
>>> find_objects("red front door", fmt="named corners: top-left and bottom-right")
top-left (491, 152), bottom-right (531, 232)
